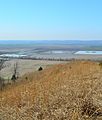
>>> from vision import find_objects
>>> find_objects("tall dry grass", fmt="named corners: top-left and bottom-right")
top-left (0, 60), bottom-right (102, 120)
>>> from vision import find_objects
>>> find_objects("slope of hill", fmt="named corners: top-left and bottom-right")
top-left (0, 61), bottom-right (102, 120)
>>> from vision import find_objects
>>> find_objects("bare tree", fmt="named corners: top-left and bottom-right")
top-left (0, 59), bottom-right (5, 71)
top-left (0, 59), bottom-right (5, 90)
top-left (11, 62), bottom-right (19, 82)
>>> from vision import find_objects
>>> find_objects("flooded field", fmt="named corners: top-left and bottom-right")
top-left (75, 51), bottom-right (102, 55)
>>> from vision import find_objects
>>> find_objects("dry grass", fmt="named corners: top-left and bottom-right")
top-left (0, 60), bottom-right (102, 120)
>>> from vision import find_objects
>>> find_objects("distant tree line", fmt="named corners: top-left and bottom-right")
top-left (0, 56), bottom-right (75, 61)
top-left (20, 57), bottom-right (75, 61)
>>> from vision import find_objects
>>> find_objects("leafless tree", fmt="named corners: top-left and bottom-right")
top-left (0, 59), bottom-right (5, 70)
top-left (0, 59), bottom-right (5, 90)
top-left (11, 62), bottom-right (19, 82)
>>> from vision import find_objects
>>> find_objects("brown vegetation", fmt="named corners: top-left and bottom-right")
top-left (0, 61), bottom-right (102, 120)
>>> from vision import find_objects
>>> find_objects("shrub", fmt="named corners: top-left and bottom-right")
top-left (38, 67), bottom-right (43, 71)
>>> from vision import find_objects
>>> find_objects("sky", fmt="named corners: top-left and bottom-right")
top-left (0, 0), bottom-right (102, 40)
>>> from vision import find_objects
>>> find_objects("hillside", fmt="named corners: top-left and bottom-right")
top-left (0, 61), bottom-right (102, 120)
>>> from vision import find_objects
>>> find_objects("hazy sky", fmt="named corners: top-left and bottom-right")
top-left (0, 0), bottom-right (102, 40)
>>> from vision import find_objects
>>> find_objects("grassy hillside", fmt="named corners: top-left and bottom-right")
top-left (0, 61), bottom-right (102, 120)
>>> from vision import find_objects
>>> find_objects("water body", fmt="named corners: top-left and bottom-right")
top-left (75, 51), bottom-right (102, 55)
top-left (0, 54), bottom-right (27, 58)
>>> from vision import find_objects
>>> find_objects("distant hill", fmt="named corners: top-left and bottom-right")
top-left (0, 61), bottom-right (102, 120)
top-left (0, 40), bottom-right (102, 46)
